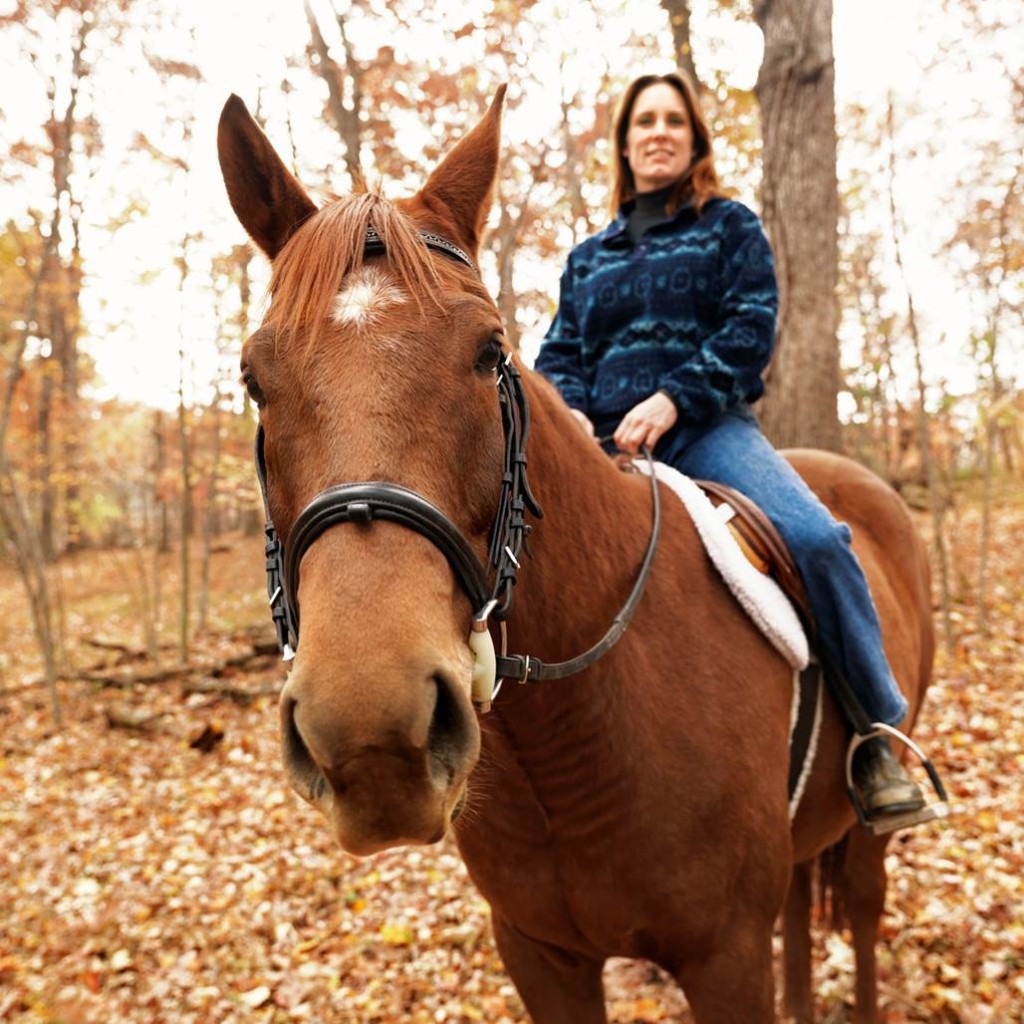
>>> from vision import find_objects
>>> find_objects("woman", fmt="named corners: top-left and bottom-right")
top-left (535, 70), bottom-right (928, 826)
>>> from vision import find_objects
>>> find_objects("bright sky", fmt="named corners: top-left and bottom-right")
top-left (2, 0), bottom-right (1017, 411)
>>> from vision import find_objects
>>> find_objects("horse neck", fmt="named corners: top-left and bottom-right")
top-left (470, 372), bottom-right (682, 838)
top-left (499, 370), bottom-right (665, 703)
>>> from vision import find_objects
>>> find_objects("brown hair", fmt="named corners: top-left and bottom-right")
top-left (609, 71), bottom-right (723, 216)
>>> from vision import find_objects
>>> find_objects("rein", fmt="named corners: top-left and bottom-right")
top-left (255, 227), bottom-right (661, 707)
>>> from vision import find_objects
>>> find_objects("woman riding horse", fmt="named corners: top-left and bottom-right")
top-left (535, 71), bottom-right (934, 827)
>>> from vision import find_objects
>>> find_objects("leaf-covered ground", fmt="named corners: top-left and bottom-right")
top-left (1, 494), bottom-right (1022, 1023)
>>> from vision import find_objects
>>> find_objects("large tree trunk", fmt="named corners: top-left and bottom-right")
top-left (753, 0), bottom-right (841, 451)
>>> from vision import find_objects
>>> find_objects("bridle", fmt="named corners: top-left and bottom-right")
top-left (256, 226), bottom-right (661, 709)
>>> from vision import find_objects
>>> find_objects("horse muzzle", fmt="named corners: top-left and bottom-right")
top-left (279, 664), bottom-right (480, 856)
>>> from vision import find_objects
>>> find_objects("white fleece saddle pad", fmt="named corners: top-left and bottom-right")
top-left (635, 459), bottom-right (810, 671)
top-left (635, 460), bottom-right (819, 819)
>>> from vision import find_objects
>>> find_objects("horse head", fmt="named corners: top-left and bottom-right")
top-left (218, 89), bottom-right (510, 856)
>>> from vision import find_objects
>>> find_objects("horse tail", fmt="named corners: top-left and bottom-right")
top-left (814, 833), bottom-right (850, 931)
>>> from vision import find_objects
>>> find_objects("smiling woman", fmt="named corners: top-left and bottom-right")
top-left (621, 81), bottom-right (694, 193)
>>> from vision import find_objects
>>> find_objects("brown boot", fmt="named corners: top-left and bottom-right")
top-left (853, 736), bottom-right (926, 820)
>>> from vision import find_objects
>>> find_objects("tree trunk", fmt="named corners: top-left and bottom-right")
top-left (658, 0), bottom-right (705, 93)
top-left (975, 166), bottom-right (1018, 631)
top-left (0, 466), bottom-right (62, 728)
top-left (305, 0), bottom-right (363, 185)
top-left (560, 97), bottom-right (593, 246)
top-left (58, 27), bottom-right (89, 552)
top-left (177, 276), bottom-right (192, 664)
top-left (130, 543), bottom-right (160, 662)
top-left (753, 0), bottom-right (841, 451)
top-left (234, 246), bottom-right (263, 537)
top-left (197, 392), bottom-right (223, 636)
top-left (36, 357), bottom-right (56, 561)
top-left (0, 211), bottom-right (61, 725)
top-left (493, 145), bottom-right (547, 353)
top-left (884, 97), bottom-right (953, 654)
top-left (177, 383), bottom-right (192, 662)
top-left (153, 410), bottom-right (170, 553)
top-left (494, 199), bottom-right (521, 352)
top-left (61, 206), bottom-right (84, 552)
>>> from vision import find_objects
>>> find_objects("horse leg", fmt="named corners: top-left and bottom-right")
top-left (675, 924), bottom-right (775, 1024)
top-left (491, 914), bottom-right (607, 1024)
top-left (839, 829), bottom-right (890, 1024)
top-left (782, 860), bottom-right (815, 1024)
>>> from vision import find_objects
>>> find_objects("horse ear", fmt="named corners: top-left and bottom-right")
top-left (217, 94), bottom-right (318, 260)
top-left (418, 85), bottom-right (507, 254)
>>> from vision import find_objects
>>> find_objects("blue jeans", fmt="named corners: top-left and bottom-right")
top-left (596, 404), bottom-right (909, 726)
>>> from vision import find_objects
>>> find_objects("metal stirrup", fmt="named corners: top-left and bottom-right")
top-left (846, 723), bottom-right (951, 835)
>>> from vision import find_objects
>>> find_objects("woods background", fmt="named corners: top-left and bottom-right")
top-left (0, 0), bottom-right (1022, 1021)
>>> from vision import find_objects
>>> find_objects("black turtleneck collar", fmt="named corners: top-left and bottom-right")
top-left (634, 184), bottom-right (675, 214)
top-left (627, 184), bottom-right (677, 244)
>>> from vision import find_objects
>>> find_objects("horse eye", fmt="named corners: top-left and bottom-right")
top-left (474, 334), bottom-right (504, 374)
top-left (241, 371), bottom-right (266, 408)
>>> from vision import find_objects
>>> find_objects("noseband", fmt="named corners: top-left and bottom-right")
top-left (256, 226), bottom-right (661, 707)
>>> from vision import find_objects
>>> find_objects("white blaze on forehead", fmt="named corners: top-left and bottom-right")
top-left (332, 266), bottom-right (407, 327)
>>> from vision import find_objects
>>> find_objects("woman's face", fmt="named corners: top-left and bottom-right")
top-left (623, 82), bottom-right (694, 194)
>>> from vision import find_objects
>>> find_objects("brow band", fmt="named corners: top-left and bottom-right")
top-left (363, 224), bottom-right (477, 274)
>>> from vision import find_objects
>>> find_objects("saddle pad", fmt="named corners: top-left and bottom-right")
top-left (634, 460), bottom-right (821, 820)
top-left (789, 662), bottom-right (824, 819)
top-left (636, 460), bottom-right (809, 670)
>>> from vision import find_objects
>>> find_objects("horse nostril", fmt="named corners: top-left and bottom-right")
top-left (427, 673), bottom-right (471, 786)
top-left (281, 697), bottom-right (328, 802)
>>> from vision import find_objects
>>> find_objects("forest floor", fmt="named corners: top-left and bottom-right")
top-left (0, 486), bottom-right (1022, 1024)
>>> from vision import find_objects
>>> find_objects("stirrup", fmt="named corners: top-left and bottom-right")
top-left (845, 723), bottom-right (951, 836)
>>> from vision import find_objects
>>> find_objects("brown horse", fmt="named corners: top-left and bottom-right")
top-left (217, 88), bottom-right (935, 1024)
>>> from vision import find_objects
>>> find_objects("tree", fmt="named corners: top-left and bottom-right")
top-left (304, 0), bottom-right (364, 185)
top-left (0, 0), bottom-right (133, 721)
top-left (659, 0), bottom-right (705, 93)
top-left (0, 222), bottom-right (63, 726)
top-left (884, 96), bottom-right (954, 652)
top-left (936, 0), bottom-right (1024, 629)
top-left (752, 0), bottom-right (842, 450)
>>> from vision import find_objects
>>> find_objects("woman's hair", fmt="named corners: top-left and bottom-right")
top-left (609, 71), bottom-right (723, 215)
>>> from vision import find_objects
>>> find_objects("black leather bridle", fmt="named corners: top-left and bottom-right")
top-left (256, 226), bottom-right (661, 704)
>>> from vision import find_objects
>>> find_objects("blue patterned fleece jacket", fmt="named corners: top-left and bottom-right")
top-left (534, 197), bottom-right (778, 425)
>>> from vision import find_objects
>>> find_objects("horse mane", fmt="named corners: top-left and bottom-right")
top-left (265, 191), bottom-right (443, 350)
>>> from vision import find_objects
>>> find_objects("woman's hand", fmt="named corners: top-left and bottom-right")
top-left (570, 408), bottom-right (597, 440)
top-left (613, 392), bottom-right (678, 454)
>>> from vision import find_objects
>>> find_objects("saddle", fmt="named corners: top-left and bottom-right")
top-left (695, 480), bottom-right (811, 625)
top-left (688, 476), bottom-right (950, 834)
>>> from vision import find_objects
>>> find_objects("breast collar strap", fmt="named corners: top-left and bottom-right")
top-left (254, 225), bottom-right (661, 696)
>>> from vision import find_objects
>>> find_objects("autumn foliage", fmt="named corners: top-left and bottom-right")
top-left (0, 494), bottom-right (1022, 1022)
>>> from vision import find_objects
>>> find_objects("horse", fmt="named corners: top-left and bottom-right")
top-left (217, 87), bottom-right (936, 1024)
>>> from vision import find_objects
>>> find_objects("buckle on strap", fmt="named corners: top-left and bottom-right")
top-left (495, 653), bottom-right (542, 683)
